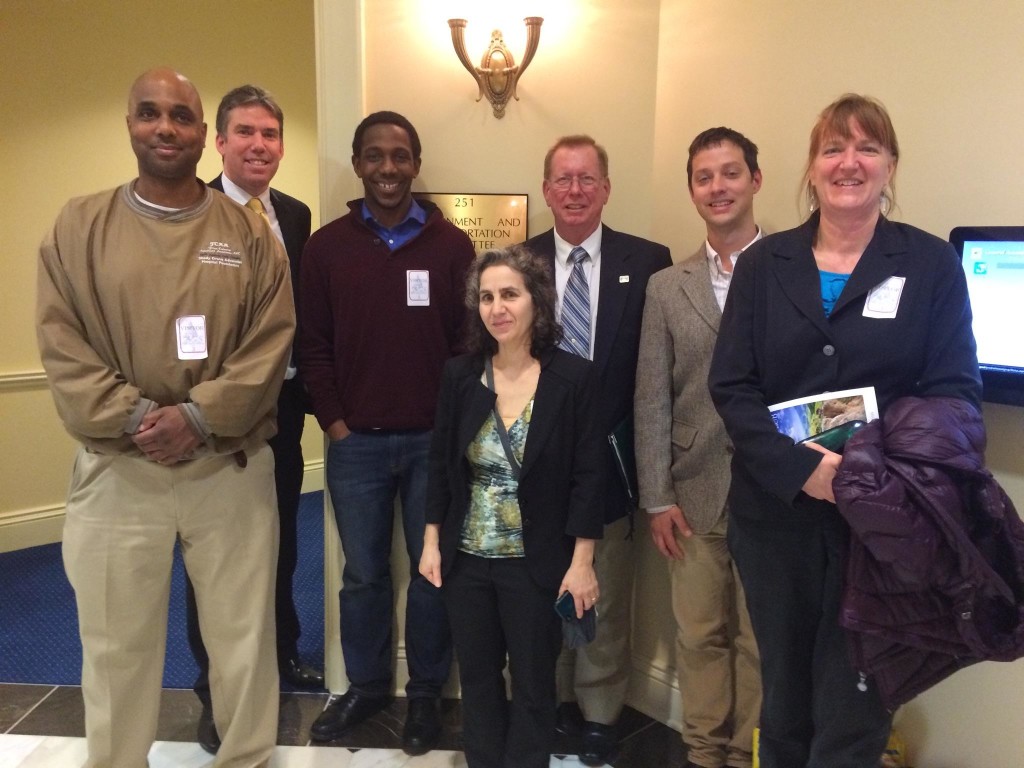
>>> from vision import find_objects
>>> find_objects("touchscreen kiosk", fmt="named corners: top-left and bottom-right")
top-left (949, 226), bottom-right (1024, 407)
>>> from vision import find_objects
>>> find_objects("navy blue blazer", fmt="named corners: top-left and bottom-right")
top-left (426, 348), bottom-right (606, 591)
top-left (525, 225), bottom-right (672, 523)
top-left (709, 212), bottom-right (981, 527)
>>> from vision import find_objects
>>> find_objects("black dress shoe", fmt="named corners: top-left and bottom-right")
top-left (310, 690), bottom-right (391, 741)
top-left (197, 704), bottom-right (220, 755)
top-left (556, 701), bottom-right (585, 736)
top-left (402, 697), bottom-right (442, 756)
top-left (279, 655), bottom-right (325, 688)
top-left (579, 721), bottom-right (617, 767)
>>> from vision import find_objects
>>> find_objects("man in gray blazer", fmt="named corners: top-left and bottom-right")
top-left (634, 128), bottom-right (763, 768)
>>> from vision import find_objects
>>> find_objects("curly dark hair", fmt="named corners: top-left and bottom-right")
top-left (463, 244), bottom-right (563, 358)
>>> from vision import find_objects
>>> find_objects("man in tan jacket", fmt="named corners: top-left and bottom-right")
top-left (37, 67), bottom-right (294, 768)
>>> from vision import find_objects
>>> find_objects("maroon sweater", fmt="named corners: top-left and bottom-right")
top-left (298, 200), bottom-right (475, 432)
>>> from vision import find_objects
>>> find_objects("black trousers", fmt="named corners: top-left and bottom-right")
top-left (728, 507), bottom-right (891, 768)
top-left (443, 553), bottom-right (562, 768)
top-left (185, 377), bottom-right (307, 704)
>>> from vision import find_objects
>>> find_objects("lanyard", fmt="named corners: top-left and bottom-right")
top-left (485, 356), bottom-right (522, 481)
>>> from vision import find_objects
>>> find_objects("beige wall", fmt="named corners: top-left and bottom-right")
top-left (0, 0), bottom-right (323, 549)
top-left (4, 0), bottom-right (1023, 764)
top-left (358, 0), bottom-right (663, 240)
top-left (337, 1), bottom-right (1024, 765)
top-left (648, 3), bottom-right (1024, 765)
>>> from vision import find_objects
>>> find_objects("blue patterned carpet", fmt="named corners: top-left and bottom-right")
top-left (0, 492), bottom-right (325, 689)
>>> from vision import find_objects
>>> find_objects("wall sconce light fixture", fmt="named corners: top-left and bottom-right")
top-left (448, 16), bottom-right (543, 119)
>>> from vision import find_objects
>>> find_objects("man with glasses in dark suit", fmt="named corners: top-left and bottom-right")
top-left (525, 134), bottom-right (671, 767)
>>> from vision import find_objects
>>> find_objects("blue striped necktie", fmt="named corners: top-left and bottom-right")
top-left (559, 246), bottom-right (591, 359)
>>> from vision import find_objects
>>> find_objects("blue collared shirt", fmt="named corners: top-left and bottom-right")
top-left (362, 199), bottom-right (427, 251)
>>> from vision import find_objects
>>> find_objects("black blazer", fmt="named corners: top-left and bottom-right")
top-left (524, 225), bottom-right (672, 523)
top-left (209, 174), bottom-right (312, 404)
top-left (709, 213), bottom-right (981, 528)
top-left (426, 348), bottom-right (606, 591)
top-left (208, 174), bottom-right (312, 317)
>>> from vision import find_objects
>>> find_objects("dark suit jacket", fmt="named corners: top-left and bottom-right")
top-left (209, 174), bottom-right (311, 311)
top-left (525, 225), bottom-right (672, 523)
top-left (426, 349), bottom-right (606, 591)
top-left (634, 248), bottom-right (732, 535)
top-left (709, 213), bottom-right (981, 529)
top-left (209, 174), bottom-right (312, 405)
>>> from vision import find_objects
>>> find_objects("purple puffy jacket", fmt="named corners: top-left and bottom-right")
top-left (834, 396), bottom-right (1024, 711)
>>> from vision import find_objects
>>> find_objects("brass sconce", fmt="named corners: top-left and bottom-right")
top-left (448, 16), bottom-right (543, 119)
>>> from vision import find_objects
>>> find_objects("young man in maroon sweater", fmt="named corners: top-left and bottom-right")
top-left (298, 111), bottom-right (474, 755)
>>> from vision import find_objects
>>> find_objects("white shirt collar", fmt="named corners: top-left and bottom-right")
top-left (704, 227), bottom-right (763, 270)
top-left (220, 173), bottom-right (271, 211)
top-left (553, 225), bottom-right (603, 267)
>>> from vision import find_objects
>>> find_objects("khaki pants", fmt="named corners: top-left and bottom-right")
top-left (558, 515), bottom-right (635, 725)
top-left (672, 516), bottom-right (761, 768)
top-left (63, 445), bottom-right (279, 768)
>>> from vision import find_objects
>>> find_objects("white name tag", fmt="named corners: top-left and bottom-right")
top-left (176, 315), bottom-right (208, 360)
top-left (863, 276), bottom-right (905, 319)
top-left (407, 270), bottom-right (430, 306)
top-left (619, 275), bottom-right (630, 283)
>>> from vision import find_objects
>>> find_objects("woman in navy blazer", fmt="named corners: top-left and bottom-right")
top-left (421, 244), bottom-right (604, 768)
top-left (709, 95), bottom-right (980, 768)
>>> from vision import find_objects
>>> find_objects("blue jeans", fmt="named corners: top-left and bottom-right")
top-left (326, 429), bottom-right (452, 698)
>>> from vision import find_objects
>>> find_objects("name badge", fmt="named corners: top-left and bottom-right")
top-left (176, 315), bottom-right (208, 360)
top-left (863, 276), bottom-right (905, 319)
top-left (407, 270), bottom-right (430, 306)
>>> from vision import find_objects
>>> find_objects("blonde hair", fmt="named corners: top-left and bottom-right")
top-left (801, 94), bottom-right (899, 217)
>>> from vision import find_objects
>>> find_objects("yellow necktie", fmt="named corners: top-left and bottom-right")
top-left (245, 197), bottom-right (269, 223)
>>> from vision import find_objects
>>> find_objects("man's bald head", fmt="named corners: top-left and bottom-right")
top-left (128, 67), bottom-right (203, 120)
top-left (126, 67), bottom-right (207, 203)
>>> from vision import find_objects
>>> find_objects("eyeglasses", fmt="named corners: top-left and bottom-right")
top-left (548, 175), bottom-right (603, 190)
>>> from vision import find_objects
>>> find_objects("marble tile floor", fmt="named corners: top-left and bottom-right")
top-left (0, 684), bottom-right (687, 768)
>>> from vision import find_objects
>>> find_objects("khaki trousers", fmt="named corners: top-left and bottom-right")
top-left (558, 515), bottom-right (635, 725)
top-left (672, 515), bottom-right (761, 768)
top-left (63, 445), bottom-right (279, 768)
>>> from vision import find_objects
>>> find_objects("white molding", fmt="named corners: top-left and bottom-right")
top-left (0, 370), bottom-right (48, 392)
top-left (0, 504), bottom-right (65, 552)
top-left (1, 463), bottom-right (326, 552)
top-left (626, 654), bottom-right (683, 733)
top-left (300, 459), bottom-right (325, 495)
top-left (313, 0), bottom-right (365, 697)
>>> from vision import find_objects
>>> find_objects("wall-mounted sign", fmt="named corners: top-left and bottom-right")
top-left (416, 193), bottom-right (528, 253)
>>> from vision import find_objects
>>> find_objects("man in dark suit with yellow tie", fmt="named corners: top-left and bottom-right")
top-left (184, 84), bottom-right (322, 754)
top-left (525, 134), bottom-right (671, 767)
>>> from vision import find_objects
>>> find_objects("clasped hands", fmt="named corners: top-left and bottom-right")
top-left (132, 406), bottom-right (202, 465)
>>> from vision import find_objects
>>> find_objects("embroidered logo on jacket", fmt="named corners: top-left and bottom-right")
top-left (198, 241), bottom-right (243, 267)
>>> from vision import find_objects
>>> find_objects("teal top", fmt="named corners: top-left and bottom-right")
top-left (458, 399), bottom-right (533, 557)
top-left (820, 269), bottom-right (852, 317)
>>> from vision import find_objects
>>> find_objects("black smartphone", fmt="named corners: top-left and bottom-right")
top-left (554, 590), bottom-right (598, 648)
top-left (554, 590), bottom-right (577, 621)
top-left (798, 420), bottom-right (867, 453)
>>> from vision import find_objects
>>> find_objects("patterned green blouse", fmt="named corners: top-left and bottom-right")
top-left (458, 399), bottom-right (534, 557)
